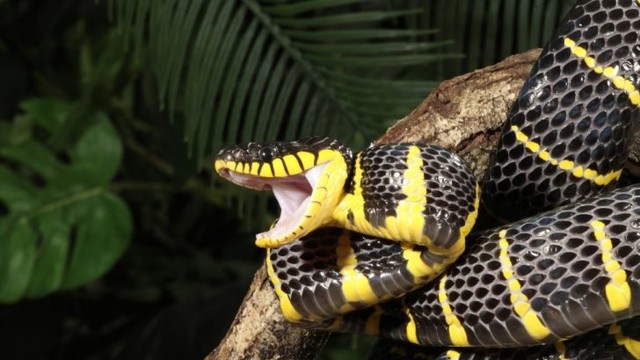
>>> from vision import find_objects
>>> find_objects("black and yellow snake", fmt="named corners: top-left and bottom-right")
top-left (215, 0), bottom-right (640, 358)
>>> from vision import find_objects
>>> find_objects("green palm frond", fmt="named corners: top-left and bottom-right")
top-left (107, 0), bottom-right (574, 224)
top-left (109, 0), bottom-right (462, 162)
top-left (414, 0), bottom-right (575, 78)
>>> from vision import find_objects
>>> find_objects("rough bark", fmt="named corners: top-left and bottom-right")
top-left (207, 48), bottom-right (640, 359)
top-left (377, 49), bottom-right (542, 180)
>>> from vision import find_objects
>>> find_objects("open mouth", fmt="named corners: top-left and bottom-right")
top-left (218, 163), bottom-right (329, 245)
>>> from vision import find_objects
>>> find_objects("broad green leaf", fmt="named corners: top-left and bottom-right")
top-left (0, 99), bottom-right (132, 303)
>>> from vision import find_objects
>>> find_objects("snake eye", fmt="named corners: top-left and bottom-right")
top-left (259, 146), bottom-right (276, 162)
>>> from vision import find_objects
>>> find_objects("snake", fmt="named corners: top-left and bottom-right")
top-left (214, 0), bottom-right (640, 358)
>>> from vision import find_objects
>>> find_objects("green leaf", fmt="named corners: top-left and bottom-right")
top-left (271, 9), bottom-right (422, 28)
top-left (294, 41), bottom-right (453, 54)
top-left (263, 0), bottom-right (363, 16)
top-left (415, 0), bottom-right (575, 78)
top-left (306, 53), bottom-right (464, 67)
top-left (286, 29), bottom-right (439, 41)
top-left (0, 98), bottom-right (132, 303)
top-left (61, 192), bottom-right (131, 290)
top-left (20, 98), bottom-right (70, 134)
top-left (107, 0), bottom-right (574, 222)
top-left (109, 0), bottom-right (459, 160)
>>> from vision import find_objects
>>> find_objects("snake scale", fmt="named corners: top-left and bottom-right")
top-left (215, 0), bottom-right (640, 358)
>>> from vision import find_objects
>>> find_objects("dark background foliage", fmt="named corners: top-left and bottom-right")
top-left (0, 0), bottom-right (571, 359)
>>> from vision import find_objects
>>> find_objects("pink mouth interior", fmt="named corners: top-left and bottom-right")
top-left (220, 164), bottom-right (327, 241)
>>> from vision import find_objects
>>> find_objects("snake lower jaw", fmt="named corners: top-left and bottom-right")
top-left (255, 196), bottom-right (313, 247)
top-left (255, 160), bottom-right (350, 248)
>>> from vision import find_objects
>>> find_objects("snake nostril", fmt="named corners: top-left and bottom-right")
top-left (232, 148), bottom-right (244, 160)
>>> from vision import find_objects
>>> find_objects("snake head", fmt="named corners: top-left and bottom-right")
top-left (215, 137), bottom-right (353, 248)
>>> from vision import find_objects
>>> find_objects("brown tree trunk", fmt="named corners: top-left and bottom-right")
top-left (206, 48), bottom-right (640, 359)
top-left (377, 49), bottom-right (541, 179)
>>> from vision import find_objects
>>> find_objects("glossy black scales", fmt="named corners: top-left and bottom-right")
top-left (372, 317), bottom-right (640, 359)
top-left (483, 0), bottom-right (640, 222)
top-left (441, 318), bottom-right (640, 359)
top-left (355, 144), bottom-right (478, 249)
top-left (268, 228), bottom-right (346, 320)
top-left (421, 146), bottom-right (478, 249)
top-left (456, 319), bottom-right (640, 359)
top-left (406, 186), bottom-right (640, 347)
top-left (356, 144), bottom-right (413, 226)
top-left (331, 185), bottom-right (640, 348)
top-left (268, 227), bottom-right (464, 321)
top-left (216, 136), bottom-right (352, 170)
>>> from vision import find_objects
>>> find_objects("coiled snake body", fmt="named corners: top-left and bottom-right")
top-left (215, 0), bottom-right (640, 358)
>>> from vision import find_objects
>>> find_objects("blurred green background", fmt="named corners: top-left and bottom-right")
top-left (0, 0), bottom-right (572, 359)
